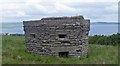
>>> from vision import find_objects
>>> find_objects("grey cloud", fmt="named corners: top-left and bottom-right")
top-left (1, 0), bottom-right (118, 22)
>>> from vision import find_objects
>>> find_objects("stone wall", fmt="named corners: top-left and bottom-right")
top-left (23, 16), bottom-right (90, 58)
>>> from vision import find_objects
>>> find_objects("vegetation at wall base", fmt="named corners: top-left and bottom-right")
top-left (2, 34), bottom-right (118, 64)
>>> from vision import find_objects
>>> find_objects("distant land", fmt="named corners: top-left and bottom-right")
top-left (1, 22), bottom-right (119, 24)
top-left (1, 21), bottom-right (118, 35)
top-left (91, 22), bottom-right (118, 24)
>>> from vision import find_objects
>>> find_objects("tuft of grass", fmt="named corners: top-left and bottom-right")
top-left (2, 35), bottom-right (118, 64)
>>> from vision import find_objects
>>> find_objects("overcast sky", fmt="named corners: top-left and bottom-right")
top-left (0, 0), bottom-right (119, 23)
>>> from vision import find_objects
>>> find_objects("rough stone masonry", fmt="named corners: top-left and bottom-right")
top-left (23, 16), bottom-right (90, 58)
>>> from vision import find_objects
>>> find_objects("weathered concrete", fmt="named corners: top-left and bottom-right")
top-left (23, 15), bottom-right (90, 58)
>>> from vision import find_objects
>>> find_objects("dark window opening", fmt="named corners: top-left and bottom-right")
top-left (59, 52), bottom-right (69, 57)
top-left (30, 34), bottom-right (35, 38)
top-left (58, 34), bottom-right (67, 38)
top-left (61, 41), bottom-right (70, 43)
top-left (76, 49), bottom-right (82, 52)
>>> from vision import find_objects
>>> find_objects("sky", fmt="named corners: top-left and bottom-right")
top-left (0, 0), bottom-right (119, 23)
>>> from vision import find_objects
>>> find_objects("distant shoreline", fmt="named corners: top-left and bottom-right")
top-left (1, 22), bottom-right (118, 24)
top-left (1, 22), bottom-right (118, 36)
top-left (91, 22), bottom-right (118, 24)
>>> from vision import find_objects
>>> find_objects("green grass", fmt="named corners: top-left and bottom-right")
top-left (2, 35), bottom-right (118, 64)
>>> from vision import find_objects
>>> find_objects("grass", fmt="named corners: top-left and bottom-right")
top-left (2, 35), bottom-right (118, 64)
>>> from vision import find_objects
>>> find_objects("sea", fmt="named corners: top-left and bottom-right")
top-left (0, 22), bottom-right (118, 36)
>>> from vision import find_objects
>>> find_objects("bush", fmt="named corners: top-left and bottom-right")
top-left (89, 33), bottom-right (120, 46)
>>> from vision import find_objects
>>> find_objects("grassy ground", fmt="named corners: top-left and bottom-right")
top-left (0, 35), bottom-right (2, 65)
top-left (2, 35), bottom-right (118, 64)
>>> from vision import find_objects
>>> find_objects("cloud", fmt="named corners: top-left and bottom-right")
top-left (105, 4), bottom-right (118, 13)
top-left (54, 3), bottom-right (77, 14)
top-left (0, 0), bottom-right (118, 22)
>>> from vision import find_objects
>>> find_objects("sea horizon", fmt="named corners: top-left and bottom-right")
top-left (1, 22), bottom-right (118, 36)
